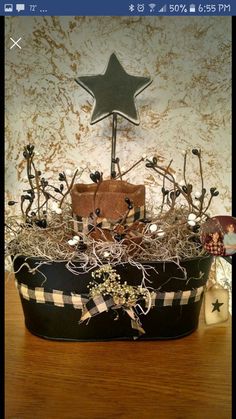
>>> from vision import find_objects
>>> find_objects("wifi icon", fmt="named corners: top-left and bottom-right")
top-left (149, 3), bottom-right (156, 12)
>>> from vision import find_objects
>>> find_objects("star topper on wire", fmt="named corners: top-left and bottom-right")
top-left (75, 53), bottom-right (152, 178)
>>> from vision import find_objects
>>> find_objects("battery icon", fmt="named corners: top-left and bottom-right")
top-left (189, 4), bottom-right (196, 12)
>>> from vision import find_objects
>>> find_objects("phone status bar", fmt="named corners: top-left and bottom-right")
top-left (1, 1), bottom-right (235, 16)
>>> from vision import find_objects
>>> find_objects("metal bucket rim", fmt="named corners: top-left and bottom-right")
top-left (12, 253), bottom-right (212, 266)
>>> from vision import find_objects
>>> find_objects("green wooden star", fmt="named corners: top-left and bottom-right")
top-left (75, 53), bottom-right (152, 125)
top-left (211, 299), bottom-right (224, 312)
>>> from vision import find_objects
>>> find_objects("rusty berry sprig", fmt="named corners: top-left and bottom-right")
top-left (112, 157), bottom-right (123, 180)
top-left (119, 197), bottom-right (134, 226)
top-left (90, 171), bottom-right (103, 183)
top-left (8, 145), bottom-right (79, 227)
top-left (145, 148), bottom-right (220, 220)
top-left (115, 156), bottom-right (146, 180)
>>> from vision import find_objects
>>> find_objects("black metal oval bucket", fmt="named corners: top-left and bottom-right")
top-left (13, 255), bottom-right (212, 341)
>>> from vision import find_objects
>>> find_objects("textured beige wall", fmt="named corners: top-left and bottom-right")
top-left (5, 16), bottom-right (231, 216)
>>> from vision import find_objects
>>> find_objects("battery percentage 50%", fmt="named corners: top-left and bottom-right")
top-left (169, 4), bottom-right (188, 12)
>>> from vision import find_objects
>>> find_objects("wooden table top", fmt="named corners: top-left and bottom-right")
top-left (5, 274), bottom-right (231, 419)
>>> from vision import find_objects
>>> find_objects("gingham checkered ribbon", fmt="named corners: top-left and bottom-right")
top-left (15, 280), bottom-right (88, 308)
top-left (73, 205), bottom-right (145, 233)
top-left (15, 280), bottom-right (204, 337)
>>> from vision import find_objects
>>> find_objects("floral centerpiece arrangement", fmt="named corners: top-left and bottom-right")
top-left (5, 53), bottom-right (219, 340)
top-left (6, 145), bottom-right (218, 262)
top-left (5, 143), bottom-right (217, 340)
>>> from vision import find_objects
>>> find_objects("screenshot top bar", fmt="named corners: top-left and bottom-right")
top-left (1, 0), bottom-right (235, 16)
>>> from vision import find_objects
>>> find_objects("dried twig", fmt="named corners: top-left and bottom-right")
top-left (116, 157), bottom-right (145, 179)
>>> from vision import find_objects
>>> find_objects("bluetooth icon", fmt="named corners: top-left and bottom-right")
top-left (129, 4), bottom-right (135, 12)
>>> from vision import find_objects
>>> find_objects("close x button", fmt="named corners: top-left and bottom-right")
top-left (10, 37), bottom-right (22, 49)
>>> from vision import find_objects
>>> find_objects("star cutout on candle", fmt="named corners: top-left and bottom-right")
top-left (211, 299), bottom-right (224, 312)
top-left (75, 53), bottom-right (152, 125)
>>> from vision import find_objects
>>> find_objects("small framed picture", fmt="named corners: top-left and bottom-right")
top-left (200, 216), bottom-right (236, 257)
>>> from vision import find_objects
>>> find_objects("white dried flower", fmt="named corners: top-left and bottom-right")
top-left (188, 213), bottom-right (197, 221)
top-left (55, 208), bottom-right (62, 215)
top-left (188, 220), bottom-right (196, 227)
top-left (194, 191), bottom-right (202, 199)
top-left (181, 150), bottom-right (187, 156)
top-left (68, 239), bottom-right (77, 246)
top-left (103, 251), bottom-right (110, 258)
top-left (157, 229), bottom-right (165, 237)
top-left (73, 236), bottom-right (80, 242)
top-left (149, 224), bottom-right (158, 233)
top-left (142, 154), bottom-right (147, 159)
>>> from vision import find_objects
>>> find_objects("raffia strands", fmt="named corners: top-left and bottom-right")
top-left (5, 207), bottom-right (206, 275)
